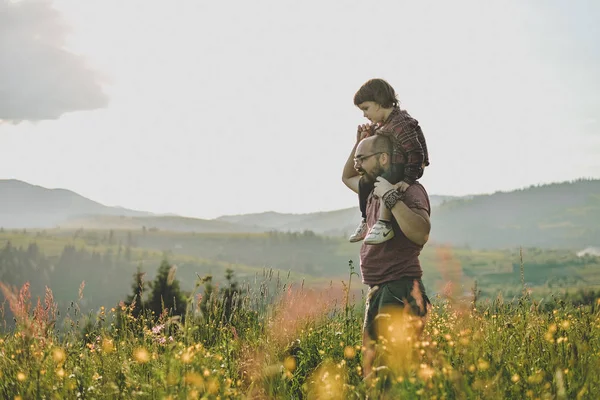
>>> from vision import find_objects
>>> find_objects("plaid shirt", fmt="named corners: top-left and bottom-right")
top-left (375, 107), bottom-right (430, 183)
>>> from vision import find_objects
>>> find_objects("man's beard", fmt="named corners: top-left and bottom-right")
top-left (361, 163), bottom-right (385, 183)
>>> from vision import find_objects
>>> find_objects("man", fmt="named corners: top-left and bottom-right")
top-left (342, 134), bottom-right (432, 379)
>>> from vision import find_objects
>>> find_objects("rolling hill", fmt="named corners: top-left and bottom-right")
top-left (2, 178), bottom-right (600, 249)
top-left (0, 179), bottom-right (151, 228)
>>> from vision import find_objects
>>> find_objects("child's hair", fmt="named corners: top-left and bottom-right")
top-left (353, 78), bottom-right (399, 108)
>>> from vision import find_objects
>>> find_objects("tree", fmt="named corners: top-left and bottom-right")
top-left (124, 264), bottom-right (147, 319)
top-left (222, 268), bottom-right (240, 323)
top-left (147, 260), bottom-right (187, 321)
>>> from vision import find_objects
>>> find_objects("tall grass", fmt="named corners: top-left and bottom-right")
top-left (0, 262), bottom-right (599, 399)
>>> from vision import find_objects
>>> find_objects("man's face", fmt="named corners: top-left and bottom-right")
top-left (357, 101), bottom-right (385, 124)
top-left (354, 141), bottom-right (386, 183)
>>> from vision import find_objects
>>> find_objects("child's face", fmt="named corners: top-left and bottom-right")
top-left (357, 101), bottom-right (385, 124)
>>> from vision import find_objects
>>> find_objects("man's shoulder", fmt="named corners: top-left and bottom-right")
top-left (404, 183), bottom-right (430, 213)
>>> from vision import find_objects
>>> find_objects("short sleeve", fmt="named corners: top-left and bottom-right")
top-left (403, 184), bottom-right (431, 215)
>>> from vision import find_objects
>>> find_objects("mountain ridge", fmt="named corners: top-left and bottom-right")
top-left (2, 178), bottom-right (600, 249)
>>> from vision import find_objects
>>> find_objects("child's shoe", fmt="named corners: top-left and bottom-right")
top-left (364, 220), bottom-right (394, 244)
top-left (349, 219), bottom-right (368, 242)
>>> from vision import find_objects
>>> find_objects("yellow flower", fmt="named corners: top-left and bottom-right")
top-left (17, 372), bottom-right (26, 381)
top-left (343, 346), bottom-right (356, 359)
top-left (527, 372), bottom-right (543, 384)
top-left (184, 372), bottom-right (204, 388)
top-left (133, 347), bottom-right (150, 364)
top-left (181, 351), bottom-right (193, 364)
top-left (477, 360), bottom-right (490, 371)
top-left (207, 379), bottom-right (219, 394)
top-left (283, 356), bottom-right (297, 372)
top-left (418, 364), bottom-right (435, 380)
top-left (52, 348), bottom-right (66, 364)
top-left (511, 374), bottom-right (520, 383)
top-left (102, 338), bottom-right (115, 353)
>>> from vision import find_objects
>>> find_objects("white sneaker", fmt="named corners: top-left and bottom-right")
top-left (364, 220), bottom-right (394, 244)
top-left (349, 219), bottom-right (368, 242)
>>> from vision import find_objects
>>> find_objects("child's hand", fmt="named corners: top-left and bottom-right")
top-left (356, 124), bottom-right (373, 142)
top-left (373, 176), bottom-right (394, 198)
top-left (395, 181), bottom-right (411, 192)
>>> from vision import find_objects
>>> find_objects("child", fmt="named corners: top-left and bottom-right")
top-left (349, 78), bottom-right (430, 244)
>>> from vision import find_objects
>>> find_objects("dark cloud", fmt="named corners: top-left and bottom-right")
top-left (0, 0), bottom-right (108, 122)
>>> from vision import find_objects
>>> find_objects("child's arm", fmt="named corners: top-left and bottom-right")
top-left (342, 124), bottom-right (373, 194)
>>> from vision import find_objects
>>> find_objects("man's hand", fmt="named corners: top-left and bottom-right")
top-left (395, 181), bottom-right (410, 192)
top-left (356, 124), bottom-right (373, 142)
top-left (373, 176), bottom-right (395, 198)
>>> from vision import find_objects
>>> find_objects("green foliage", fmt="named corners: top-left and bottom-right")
top-left (146, 260), bottom-right (187, 321)
top-left (0, 263), bottom-right (599, 399)
top-left (433, 178), bottom-right (600, 249)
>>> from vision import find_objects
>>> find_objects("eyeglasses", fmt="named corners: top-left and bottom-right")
top-left (353, 152), bottom-right (384, 164)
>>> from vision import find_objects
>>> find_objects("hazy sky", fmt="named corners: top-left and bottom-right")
top-left (1, 0), bottom-right (598, 219)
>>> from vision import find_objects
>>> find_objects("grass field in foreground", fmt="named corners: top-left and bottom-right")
top-left (1, 265), bottom-right (599, 400)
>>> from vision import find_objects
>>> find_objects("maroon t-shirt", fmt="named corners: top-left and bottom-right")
top-left (359, 183), bottom-right (431, 286)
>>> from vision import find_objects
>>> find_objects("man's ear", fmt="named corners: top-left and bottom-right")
top-left (379, 152), bottom-right (390, 165)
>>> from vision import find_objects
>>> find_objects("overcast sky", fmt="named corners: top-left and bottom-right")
top-left (1, 0), bottom-right (598, 219)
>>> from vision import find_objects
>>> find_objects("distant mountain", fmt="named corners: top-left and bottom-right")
top-left (216, 195), bottom-right (460, 236)
top-left (3, 178), bottom-right (600, 250)
top-left (0, 179), bottom-right (151, 228)
top-left (217, 180), bottom-right (600, 249)
top-left (62, 215), bottom-right (263, 233)
top-left (431, 179), bottom-right (600, 249)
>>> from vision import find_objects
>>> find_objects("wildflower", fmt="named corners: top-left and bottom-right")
top-left (17, 372), bottom-right (26, 381)
top-left (418, 364), bottom-right (435, 380)
top-left (102, 338), bottom-right (115, 353)
top-left (133, 347), bottom-right (150, 364)
top-left (184, 372), bottom-right (204, 388)
top-left (52, 347), bottom-right (66, 364)
top-left (283, 356), bottom-right (297, 372)
top-left (511, 374), bottom-right (520, 383)
top-left (207, 379), bottom-right (219, 394)
top-left (477, 360), bottom-right (490, 371)
top-left (151, 324), bottom-right (165, 334)
top-left (527, 371), bottom-right (543, 384)
top-left (181, 351), bottom-right (193, 364)
top-left (343, 346), bottom-right (356, 359)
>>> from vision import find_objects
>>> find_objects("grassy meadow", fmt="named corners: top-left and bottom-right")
top-left (1, 228), bottom-right (600, 398)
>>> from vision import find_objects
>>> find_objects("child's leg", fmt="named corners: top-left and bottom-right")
top-left (379, 201), bottom-right (393, 222)
top-left (358, 177), bottom-right (373, 220)
top-left (364, 164), bottom-right (404, 245)
top-left (349, 177), bottom-right (373, 242)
